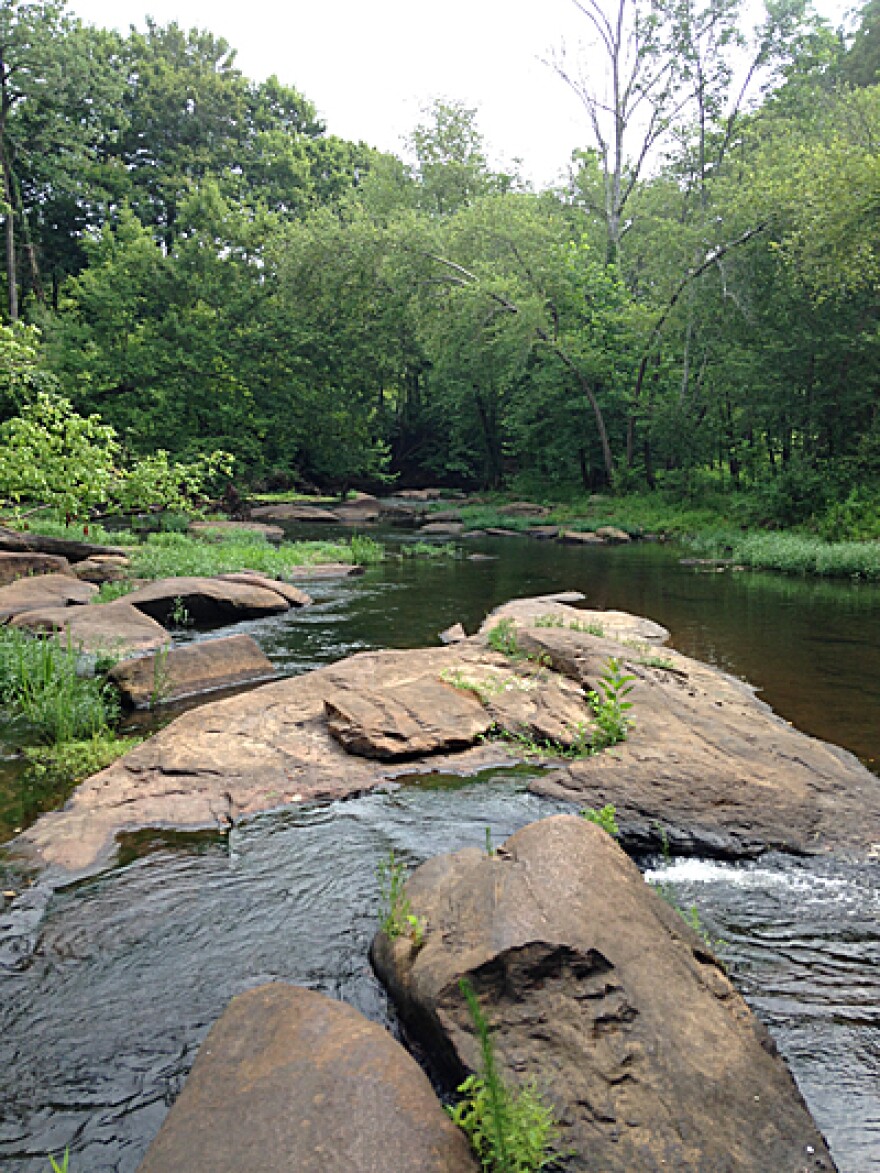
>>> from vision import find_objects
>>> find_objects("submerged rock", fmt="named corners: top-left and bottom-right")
top-left (371, 815), bottom-right (836, 1172)
top-left (109, 634), bottom-right (276, 707)
top-left (139, 984), bottom-right (476, 1173)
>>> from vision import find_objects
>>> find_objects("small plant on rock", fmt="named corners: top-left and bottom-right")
top-left (448, 979), bottom-right (565, 1172)
top-left (581, 804), bottom-right (620, 837)
top-left (377, 850), bottom-right (426, 947)
top-left (487, 618), bottom-right (520, 658)
top-left (587, 657), bottom-right (636, 748)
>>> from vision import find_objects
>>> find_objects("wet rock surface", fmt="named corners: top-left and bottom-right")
top-left (139, 984), bottom-right (476, 1173)
top-left (371, 815), bottom-right (836, 1172)
top-left (109, 633), bottom-right (276, 707)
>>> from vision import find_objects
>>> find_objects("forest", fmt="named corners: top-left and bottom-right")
top-left (0, 0), bottom-right (878, 536)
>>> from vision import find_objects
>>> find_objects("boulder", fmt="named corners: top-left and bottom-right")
top-left (188, 519), bottom-right (284, 542)
top-left (10, 600), bottom-right (170, 657)
top-left (286, 562), bottom-right (365, 580)
top-left (525, 525), bottom-right (559, 539)
top-left (558, 529), bottom-right (604, 545)
top-left (139, 984), bottom-right (476, 1173)
top-left (0, 551), bottom-right (71, 585)
top-left (420, 522), bottom-right (464, 536)
top-left (334, 493), bottom-right (382, 523)
top-left (0, 572), bottom-right (97, 619)
top-left (497, 501), bottom-right (550, 518)
top-left (480, 598), bottom-right (668, 645)
top-left (371, 816), bottom-right (836, 1173)
top-left (439, 622), bottom-right (467, 644)
top-left (248, 504), bottom-right (340, 523)
top-left (596, 525), bottom-right (632, 543)
top-left (123, 576), bottom-right (291, 627)
top-left (0, 526), bottom-right (129, 562)
top-left (428, 509), bottom-right (462, 523)
top-left (392, 489), bottom-right (445, 501)
top-left (324, 676), bottom-right (493, 759)
top-left (483, 527), bottom-right (525, 538)
top-left (109, 634), bottom-right (276, 707)
top-left (216, 572), bottom-right (312, 608)
top-left (69, 557), bottom-right (126, 584)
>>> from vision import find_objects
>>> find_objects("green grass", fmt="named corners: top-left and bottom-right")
top-left (0, 629), bottom-right (119, 744)
top-left (686, 530), bottom-right (880, 581)
top-left (124, 530), bottom-right (381, 580)
top-left (18, 517), bottom-right (139, 546)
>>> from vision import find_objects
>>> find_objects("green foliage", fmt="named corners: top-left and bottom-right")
top-left (688, 531), bottom-right (880, 581)
top-left (348, 534), bottom-right (384, 565)
top-left (0, 630), bottom-right (119, 745)
top-left (486, 619), bottom-right (521, 658)
top-left (448, 979), bottom-right (564, 1172)
top-left (581, 804), bottom-right (620, 836)
top-left (377, 849), bottom-right (412, 940)
top-left (587, 659), bottom-right (636, 748)
top-left (47, 1150), bottom-right (69, 1173)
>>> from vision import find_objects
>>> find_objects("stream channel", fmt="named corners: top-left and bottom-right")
top-left (1, 531), bottom-right (879, 1171)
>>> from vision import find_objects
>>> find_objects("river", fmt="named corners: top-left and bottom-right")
top-left (1, 532), bottom-right (878, 1171)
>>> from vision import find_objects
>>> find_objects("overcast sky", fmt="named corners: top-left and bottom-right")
top-left (67, 0), bottom-right (852, 188)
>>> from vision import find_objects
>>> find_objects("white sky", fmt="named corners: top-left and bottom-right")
top-left (68, 0), bottom-right (853, 188)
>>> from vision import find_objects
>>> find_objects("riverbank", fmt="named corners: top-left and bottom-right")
top-left (449, 492), bottom-right (880, 581)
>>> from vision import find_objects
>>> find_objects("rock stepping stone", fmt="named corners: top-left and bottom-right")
top-left (122, 576), bottom-right (293, 628)
top-left (372, 816), bottom-right (836, 1173)
top-left (109, 634), bottom-right (276, 707)
top-left (0, 572), bottom-right (97, 620)
top-left (10, 600), bottom-right (170, 657)
top-left (0, 551), bottom-right (71, 585)
top-left (140, 984), bottom-right (476, 1173)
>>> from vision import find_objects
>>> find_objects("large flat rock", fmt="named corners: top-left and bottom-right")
top-left (0, 526), bottom-right (129, 562)
top-left (139, 984), bottom-right (476, 1173)
top-left (249, 503), bottom-right (340, 523)
top-left (0, 572), bottom-right (97, 619)
top-left (371, 816), bottom-right (836, 1172)
top-left (123, 576), bottom-right (292, 627)
top-left (8, 598), bottom-right (879, 882)
top-left (0, 551), bottom-right (71, 585)
top-left (324, 677), bottom-right (493, 759)
top-left (109, 634), bottom-right (276, 707)
top-left (10, 600), bottom-right (171, 657)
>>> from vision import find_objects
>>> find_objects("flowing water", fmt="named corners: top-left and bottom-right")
top-left (1, 532), bottom-right (879, 1171)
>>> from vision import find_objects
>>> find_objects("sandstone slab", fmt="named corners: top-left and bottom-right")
top-left (0, 551), bottom-right (71, 585)
top-left (0, 526), bottom-right (128, 562)
top-left (188, 519), bottom-right (284, 542)
top-left (480, 597), bottom-right (669, 645)
top-left (216, 572), bottom-right (312, 607)
top-left (286, 562), bottom-right (364, 580)
top-left (559, 529), bottom-right (604, 545)
top-left (0, 572), bottom-right (96, 619)
top-left (123, 576), bottom-right (291, 627)
top-left (420, 522), bottom-right (464, 536)
top-left (10, 600), bottom-right (171, 657)
top-left (109, 634), bottom-right (276, 707)
top-left (371, 816), bottom-right (835, 1173)
top-left (249, 503), bottom-right (340, 523)
top-left (140, 984), bottom-right (476, 1173)
top-left (324, 676), bottom-right (493, 759)
top-left (69, 557), bottom-right (126, 584)
top-left (596, 525), bottom-right (632, 543)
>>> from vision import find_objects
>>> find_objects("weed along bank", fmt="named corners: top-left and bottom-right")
top-left (3, 592), bottom-right (877, 1170)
